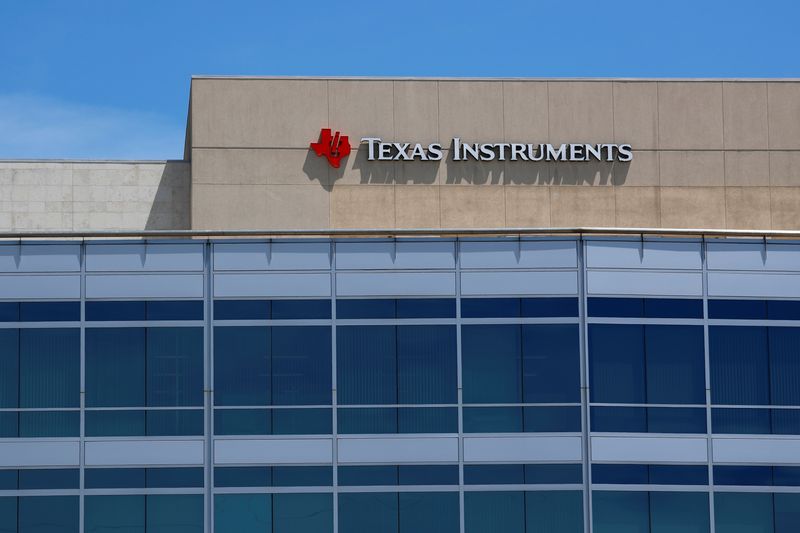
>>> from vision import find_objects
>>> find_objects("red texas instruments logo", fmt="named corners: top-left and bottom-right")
top-left (310, 128), bottom-right (351, 168)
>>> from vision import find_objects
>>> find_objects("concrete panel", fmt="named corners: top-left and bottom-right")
top-left (771, 187), bottom-right (800, 230)
top-left (336, 241), bottom-right (455, 270)
top-left (0, 244), bottom-right (80, 272)
top-left (463, 436), bottom-right (582, 463)
top-left (214, 272), bottom-right (331, 298)
top-left (616, 151), bottom-right (659, 187)
top-left (613, 81), bottom-right (659, 150)
top-left (461, 271), bottom-right (578, 296)
top-left (659, 187), bottom-right (726, 229)
top-left (549, 187), bottom-right (616, 227)
top-left (191, 79), bottom-right (328, 148)
top-left (708, 272), bottom-right (800, 298)
top-left (723, 82), bottom-right (769, 149)
top-left (592, 436), bottom-right (708, 463)
top-left (86, 274), bottom-right (204, 299)
top-left (769, 151), bottom-right (800, 186)
top-left (395, 186), bottom-right (441, 228)
top-left (0, 441), bottom-right (80, 467)
top-left (502, 81), bottom-right (549, 142)
top-left (214, 438), bottom-right (333, 464)
top-left (725, 151), bottom-right (770, 186)
top-left (0, 274), bottom-right (80, 299)
top-left (460, 240), bottom-right (578, 269)
top-left (86, 243), bottom-right (204, 272)
top-left (659, 151), bottom-right (724, 186)
top-left (394, 81), bottom-right (439, 145)
top-left (330, 185), bottom-right (395, 229)
top-left (337, 437), bottom-right (458, 464)
top-left (329, 80), bottom-right (394, 144)
top-left (440, 187), bottom-right (505, 228)
top-left (725, 187), bottom-right (772, 230)
top-left (329, 148), bottom-right (394, 186)
top-left (213, 242), bottom-right (330, 271)
top-left (587, 270), bottom-right (703, 296)
top-left (547, 81), bottom-right (614, 145)
top-left (713, 437), bottom-right (800, 464)
top-left (586, 240), bottom-right (702, 270)
top-left (85, 440), bottom-right (204, 466)
top-left (768, 82), bottom-right (800, 149)
top-left (707, 242), bottom-right (800, 271)
top-left (504, 187), bottom-right (551, 227)
top-left (336, 272), bottom-right (455, 297)
top-left (192, 148), bottom-right (330, 186)
top-left (614, 187), bottom-right (660, 228)
top-left (395, 159), bottom-right (443, 186)
top-left (658, 82), bottom-right (723, 149)
top-left (438, 81), bottom-right (504, 144)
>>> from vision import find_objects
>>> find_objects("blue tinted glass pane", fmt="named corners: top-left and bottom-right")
top-left (214, 467), bottom-right (271, 488)
top-left (19, 411), bottom-right (79, 437)
top-left (85, 495), bottom-right (144, 533)
top-left (525, 464), bottom-right (583, 484)
top-left (85, 301), bottom-right (146, 321)
top-left (525, 491), bottom-right (584, 533)
top-left (399, 492), bottom-right (459, 533)
top-left (272, 327), bottom-right (331, 405)
top-left (214, 300), bottom-right (270, 320)
top-left (337, 299), bottom-right (395, 319)
top-left (214, 327), bottom-right (269, 406)
top-left (0, 470), bottom-right (17, 490)
top-left (85, 410), bottom-right (145, 437)
top-left (647, 408), bottom-right (707, 433)
top-left (397, 326), bottom-right (457, 404)
top-left (338, 466), bottom-right (397, 486)
top-left (650, 491), bottom-right (709, 533)
top-left (0, 412), bottom-right (17, 438)
top-left (0, 302), bottom-right (19, 322)
top-left (86, 328), bottom-right (145, 408)
top-left (589, 325), bottom-right (645, 403)
top-left (769, 328), bottom-right (800, 405)
top-left (396, 299), bottom-right (456, 319)
top-left (0, 330), bottom-right (18, 408)
top-left (215, 494), bottom-right (271, 533)
top-left (464, 465), bottom-right (524, 485)
top-left (592, 491), bottom-right (649, 533)
top-left (775, 493), bottom-right (800, 533)
top-left (644, 298), bottom-right (704, 319)
top-left (648, 465), bottom-right (708, 485)
top-left (338, 493), bottom-right (397, 533)
top-left (214, 409), bottom-right (270, 435)
top-left (146, 328), bottom-right (203, 407)
top-left (771, 409), bottom-right (800, 434)
top-left (19, 302), bottom-right (79, 322)
top-left (520, 298), bottom-right (579, 318)
top-left (18, 469), bottom-right (79, 490)
top-left (273, 493), bottom-right (332, 533)
top-left (146, 468), bottom-right (204, 488)
top-left (462, 325), bottom-right (522, 403)
top-left (773, 466), bottom-right (800, 486)
top-left (146, 495), bottom-right (203, 533)
top-left (590, 407), bottom-right (647, 433)
top-left (712, 408), bottom-right (771, 434)
top-left (524, 407), bottom-right (581, 432)
top-left (398, 407), bottom-right (458, 433)
top-left (710, 326), bottom-right (770, 405)
top-left (709, 299), bottom-right (767, 319)
top-left (588, 298), bottom-right (643, 318)
top-left (85, 469), bottom-right (145, 489)
top-left (272, 467), bottom-right (332, 487)
top-left (0, 497), bottom-right (15, 533)
top-left (769, 300), bottom-right (800, 320)
top-left (714, 466), bottom-right (773, 486)
top-left (338, 408), bottom-right (397, 434)
top-left (461, 298), bottom-right (520, 318)
top-left (463, 407), bottom-right (523, 433)
top-left (464, 491), bottom-right (525, 533)
top-left (522, 324), bottom-right (580, 403)
top-left (272, 408), bottom-right (332, 435)
top-left (271, 300), bottom-right (330, 320)
top-left (398, 465), bottom-right (459, 486)
top-left (646, 325), bottom-right (705, 404)
top-left (19, 496), bottom-right (79, 533)
top-left (715, 493), bottom-right (774, 533)
top-left (146, 301), bottom-right (203, 321)
top-left (146, 410), bottom-right (203, 436)
top-left (337, 326), bottom-right (396, 405)
top-left (592, 464), bottom-right (649, 484)
top-left (20, 328), bottom-right (79, 408)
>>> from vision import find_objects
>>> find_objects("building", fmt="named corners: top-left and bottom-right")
top-left (1, 77), bottom-right (800, 532)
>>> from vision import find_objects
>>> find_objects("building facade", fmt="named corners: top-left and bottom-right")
top-left (1, 77), bottom-right (800, 532)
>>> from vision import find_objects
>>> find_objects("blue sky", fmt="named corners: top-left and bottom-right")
top-left (0, 0), bottom-right (798, 159)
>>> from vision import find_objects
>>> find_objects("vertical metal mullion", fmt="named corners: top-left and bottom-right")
top-left (578, 237), bottom-right (592, 533)
top-left (455, 238), bottom-right (465, 533)
top-left (79, 240), bottom-right (86, 533)
top-left (702, 238), bottom-right (715, 533)
top-left (205, 240), bottom-right (214, 533)
top-left (331, 239), bottom-right (339, 533)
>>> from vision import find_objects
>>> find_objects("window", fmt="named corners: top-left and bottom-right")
top-left (592, 491), bottom-right (709, 533)
top-left (18, 496), bottom-right (79, 533)
top-left (464, 491), bottom-right (583, 533)
top-left (339, 492), bottom-right (459, 533)
top-left (85, 495), bottom-right (202, 533)
top-left (215, 493), bottom-right (332, 533)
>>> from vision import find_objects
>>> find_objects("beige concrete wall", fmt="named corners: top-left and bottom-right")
top-left (0, 161), bottom-right (190, 231)
top-left (190, 78), bottom-right (800, 231)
